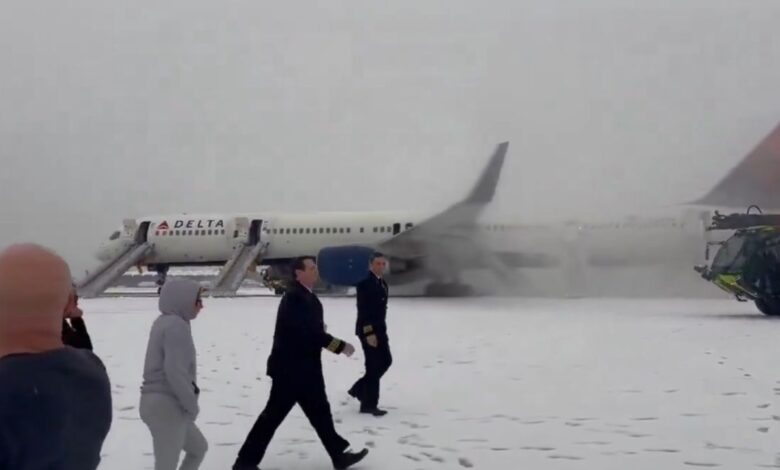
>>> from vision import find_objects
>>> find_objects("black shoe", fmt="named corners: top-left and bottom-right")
top-left (333, 448), bottom-right (368, 469)
top-left (348, 386), bottom-right (363, 402)
top-left (359, 406), bottom-right (387, 417)
top-left (232, 462), bottom-right (260, 470)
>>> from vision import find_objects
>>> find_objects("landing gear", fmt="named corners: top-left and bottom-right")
top-left (154, 265), bottom-right (169, 294)
top-left (423, 282), bottom-right (475, 297)
top-left (262, 266), bottom-right (288, 296)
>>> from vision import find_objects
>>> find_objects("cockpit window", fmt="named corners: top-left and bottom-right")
top-left (109, 231), bottom-right (121, 241)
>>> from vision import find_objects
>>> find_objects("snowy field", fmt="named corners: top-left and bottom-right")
top-left (83, 295), bottom-right (780, 469)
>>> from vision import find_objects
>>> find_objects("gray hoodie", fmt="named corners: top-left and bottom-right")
top-left (141, 278), bottom-right (201, 420)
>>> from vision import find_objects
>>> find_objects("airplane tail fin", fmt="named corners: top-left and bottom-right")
top-left (463, 141), bottom-right (509, 205)
top-left (693, 121), bottom-right (780, 209)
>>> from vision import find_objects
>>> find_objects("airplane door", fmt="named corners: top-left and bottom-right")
top-left (393, 223), bottom-right (401, 235)
top-left (248, 219), bottom-right (264, 246)
top-left (122, 219), bottom-right (138, 239)
top-left (233, 217), bottom-right (250, 241)
top-left (135, 221), bottom-right (151, 244)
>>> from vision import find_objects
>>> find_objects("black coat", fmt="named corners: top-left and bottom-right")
top-left (62, 317), bottom-right (93, 351)
top-left (355, 273), bottom-right (388, 338)
top-left (266, 282), bottom-right (346, 378)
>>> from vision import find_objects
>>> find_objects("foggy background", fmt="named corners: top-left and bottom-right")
top-left (1, 0), bottom-right (780, 276)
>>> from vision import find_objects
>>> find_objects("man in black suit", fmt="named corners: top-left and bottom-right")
top-left (348, 252), bottom-right (392, 416)
top-left (233, 256), bottom-right (368, 470)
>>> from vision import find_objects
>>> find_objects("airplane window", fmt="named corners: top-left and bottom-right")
top-left (326, 228), bottom-right (331, 234)
top-left (188, 230), bottom-right (193, 236)
top-left (339, 228), bottom-right (344, 234)
top-left (373, 227), bottom-right (377, 233)
top-left (207, 230), bottom-right (212, 235)
top-left (347, 228), bottom-right (351, 233)
top-left (319, 228), bottom-right (323, 234)
top-left (109, 231), bottom-right (121, 241)
top-left (360, 227), bottom-right (364, 233)
top-left (405, 222), bottom-right (413, 230)
top-left (380, 227), bottom-right (385, 233)
top-left (306, 228), bottom-right (311, 234)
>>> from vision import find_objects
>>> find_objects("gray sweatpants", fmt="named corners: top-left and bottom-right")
top-left (140, 393), bottom-right (208, 470)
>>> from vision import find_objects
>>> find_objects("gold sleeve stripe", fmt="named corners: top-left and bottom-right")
top-left (327, 338), bottom-right (342, 353)
top-left (363, 325), bottom-right (374, 334)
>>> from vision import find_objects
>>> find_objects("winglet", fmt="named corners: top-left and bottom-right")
top-left (692, 121), bottom-right (780, 208)
top-left (464, 141), bottom-right (509, 204)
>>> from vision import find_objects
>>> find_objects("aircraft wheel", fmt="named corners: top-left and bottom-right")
top-left (755, 298), bottom-right (780, 316)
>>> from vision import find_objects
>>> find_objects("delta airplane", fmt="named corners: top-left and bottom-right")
top-left (79, 120), bottom-right (780, 298)
top-left (80, 142), bottom-right (527, 297)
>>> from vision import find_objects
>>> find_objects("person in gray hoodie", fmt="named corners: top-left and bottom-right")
top-left (140, 278), bottom-right (208, 470)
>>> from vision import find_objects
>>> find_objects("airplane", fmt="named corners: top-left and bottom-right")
top-left (79, 142), bottom-right (536, 298)
top-left (79, 119), bottom-right (780, 298)
top-left (534, 118), bottom-right (780, 290)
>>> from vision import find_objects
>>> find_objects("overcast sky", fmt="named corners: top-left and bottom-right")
top-left (2, 0), bottom-right (780, 274)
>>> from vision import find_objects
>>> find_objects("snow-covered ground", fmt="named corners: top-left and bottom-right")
top-left (84, 295), bottom-right (780, 469)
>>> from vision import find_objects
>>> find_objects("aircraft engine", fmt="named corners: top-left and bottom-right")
top-left (317, 246), bottom-right (375, 286)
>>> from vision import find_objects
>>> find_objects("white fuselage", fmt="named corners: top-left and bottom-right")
top-left (97, 211), bottom-right (427, 266)
top-left (96, 207), bottom-right (712, 272)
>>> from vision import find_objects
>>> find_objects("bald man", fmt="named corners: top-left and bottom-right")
top-left (0, 244), bottom-right (112, 470)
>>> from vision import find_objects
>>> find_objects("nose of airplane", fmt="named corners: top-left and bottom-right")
top-left (95, 243), bottom-right (114, 262)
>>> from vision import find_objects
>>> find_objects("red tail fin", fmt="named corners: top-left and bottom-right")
top-left (694, 121), bottom-right (780, 209)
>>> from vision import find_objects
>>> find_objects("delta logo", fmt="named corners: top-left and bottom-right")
top-left (157, 219), bottom-right (225, 231)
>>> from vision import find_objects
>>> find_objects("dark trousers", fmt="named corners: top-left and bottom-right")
top-left (235, 372), bottom-right (349, 466)
top-left (350, 335), bottom-right (392, 409)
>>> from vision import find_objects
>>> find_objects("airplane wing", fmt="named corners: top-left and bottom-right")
top-left (377, 142), bottom-right (509, 274)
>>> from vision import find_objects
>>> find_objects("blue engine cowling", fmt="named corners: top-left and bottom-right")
top-left (317, 246), bottom-right (375, 286)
